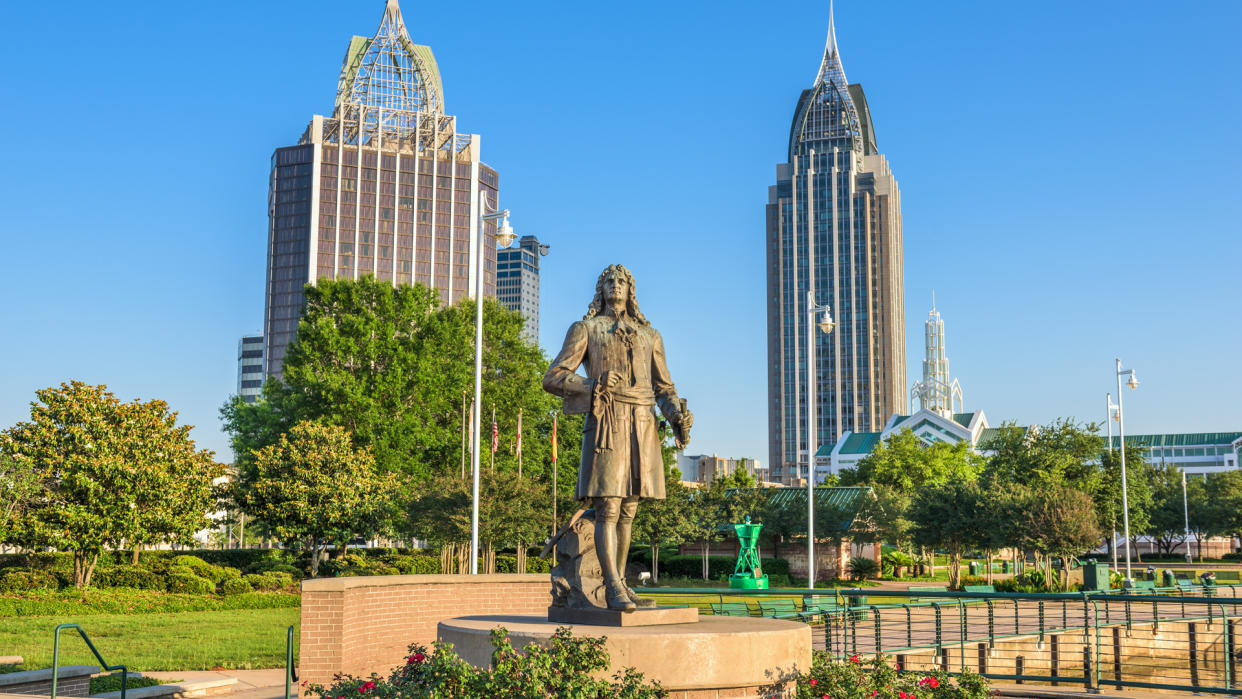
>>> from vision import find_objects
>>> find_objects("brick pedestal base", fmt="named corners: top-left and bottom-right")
top-left (299, 574), bottom-right (550, 688)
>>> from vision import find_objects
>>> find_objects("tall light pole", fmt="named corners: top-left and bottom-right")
top-left (805, 290), bottom-right (834, 588)
top-left (1106, 392), bottom-right (1118, 570)
top-left (1114, 358), bottom-right (1139, 583)
top-left (470, 200), bottom-right (516, 574)
top-left (1182, 470), bottom-right (1192, 564)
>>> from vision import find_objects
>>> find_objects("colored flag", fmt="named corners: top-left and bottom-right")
top-left (515, 409), bottom-right (523, 457)
top-left (491, 415), bottom-right (499, 453)
top-left (551, 413), bottom-right (558, 463)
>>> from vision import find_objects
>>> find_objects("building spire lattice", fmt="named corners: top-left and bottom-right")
top-left (910, 301), bottom-right (964, 418)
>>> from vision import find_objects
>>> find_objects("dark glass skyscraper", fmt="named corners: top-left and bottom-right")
top-left (766, 7), bottom-right (907, 484)
top-left (264, 0), bottom-right (500, 379)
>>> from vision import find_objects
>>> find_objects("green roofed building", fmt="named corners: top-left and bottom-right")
top-left (1106, 432), bottom-right (1242, 476)
top-left (820, 409), bottom-right (1240, 478)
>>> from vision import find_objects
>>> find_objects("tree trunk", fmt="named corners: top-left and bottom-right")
top-left (73, 551), bottom-right (100, 588)
top-left (651, 544), bottom-right (660, 583)
top-left (334, 540), bottom-right (348, 560)
top-left (309, 538), bottom-right (322, 577)
top-left (131, 545), bottom-right (141, 565)
top-left (701, 539), bottom-right (709, 580)
top-left (948, 549), bottom-right (962, 589)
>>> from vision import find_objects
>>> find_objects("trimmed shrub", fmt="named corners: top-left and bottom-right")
top-left (95, 566), bottom-right (163, 590)
top-left (525, 556), bottom-right (552, 574)
top-left (659, 555), bottom-right (737, 580)
top-left (170, 554), bottom-right (211, 570)
top-left (245, 571), bottom-right (294, 591)
top-left (221, 577), bottom-right (254, 596)
top-left (847, 556), bottom-right (879, 581)
top-left (763, 558), bottom-right (790, 576)
top-left (165, 571), bottom-right (215, 595)
top-left (0, 569), bottom-right (59, 592)
top-left (394, 555), bottom-right (440, 575)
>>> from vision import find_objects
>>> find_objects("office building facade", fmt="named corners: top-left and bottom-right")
top-left (766, 7), bottom-right (907, 483)
top-left (264, 0), bottom-right (501, 378)
top-left (496, 235), bottom-right (546, 345)
top-left (236, 335), bottom-right (265, 403)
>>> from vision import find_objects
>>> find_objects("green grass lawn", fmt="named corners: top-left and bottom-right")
top-left (0, 607), bottom-right (299, 671)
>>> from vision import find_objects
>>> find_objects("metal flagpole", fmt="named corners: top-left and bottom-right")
top-left (461, 391), bottom-right (467, 479)
top-left (490, 405), bottom-right (497, 474)
top-left (517, 409), bottom-right (523, 481)
top-left (1182, 470), bottom-right (1192, 564)
top-left (1106, 393), bottom-right (1117, 570)
top-left (551, 411), bottom-right (558, 534)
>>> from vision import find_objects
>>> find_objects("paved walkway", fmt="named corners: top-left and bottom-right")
top-left (142, 669), bottom-right (289, 699)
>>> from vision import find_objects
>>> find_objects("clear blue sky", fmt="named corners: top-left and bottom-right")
top-left (1, 1), bottom-right (1239, 464)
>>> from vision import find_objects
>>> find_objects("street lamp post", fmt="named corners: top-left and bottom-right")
top-left (805, 290), bottom-right (834, 588)
top-left (470, 200), bottom-right (516, 575)
top-left (1106, 392), bottom-right (1118, 570)
top-left (1114, 358), bottom-right (1139, 583)
top-left (1182, 470), bottom-right (1192, 564)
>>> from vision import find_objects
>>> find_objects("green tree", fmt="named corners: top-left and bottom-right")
top-left (1095, 445), bottom-right (1154, 563)
top-left (758, 489), bottom-right (804, 559)
top-left (0, 453), bottom-right (38, 546)
top-left (1146, 463), bottom-right (1189, 556)
top-left (1206, 470), bottom-right (1242, 551)
top-left (242, 420), bottom-right (396, 576)
top-left (981, 419), bottom-right (1104, 491)
top-left (841, 430), bottom-right (982, 493)
top-left (2, 382), bottom-right (223, 587)
top-left (908, 482), bottom-right (986, 589)
top-left (221, 278), bottom-right (579, 539)
top-left (632, 473), bottom-right (693, 582)
top-left (1022, 485), bottom-right (1101, 589)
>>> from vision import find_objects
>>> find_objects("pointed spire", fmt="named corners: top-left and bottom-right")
top-left (931, 290), bottom-right (936, 314)
top-left (384, 0), bottom-right (408, 35)
top-left (814, 0), bottom-right (849, 87)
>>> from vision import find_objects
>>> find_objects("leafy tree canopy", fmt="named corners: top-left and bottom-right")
top-left (2, 382), bottom-right (222, 587)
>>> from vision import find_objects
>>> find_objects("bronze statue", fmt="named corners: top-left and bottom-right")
top-left (543, 264), bottom-right (692, 611)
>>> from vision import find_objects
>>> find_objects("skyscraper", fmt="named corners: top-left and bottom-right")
top-left (496, 235), bottom-right (548, 345)
top-left (909, 298), bottom-right (963, 418)
top-left (236, 335), bottom-right (264, 404)
top-left (766, 5), bottom-right (906, 484)
top-left (264, 0), bottom-right (501, 379)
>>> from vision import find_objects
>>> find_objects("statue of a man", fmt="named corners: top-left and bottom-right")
top-left (543, 264), bottom-right (692, 611)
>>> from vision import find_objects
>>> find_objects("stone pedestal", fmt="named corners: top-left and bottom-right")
top-left (547, 604), bottom-right (698, 626)
top-left (438, 614), bottom-right (811, 698)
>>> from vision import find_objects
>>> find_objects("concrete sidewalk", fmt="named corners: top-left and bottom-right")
top-left (142, 669), bottom-right (290, 699)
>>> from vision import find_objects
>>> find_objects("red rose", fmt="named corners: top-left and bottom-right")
top-left (810, 679), bottom-right (817, 685)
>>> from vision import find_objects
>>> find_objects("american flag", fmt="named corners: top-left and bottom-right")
top-left (491, 415), bottom-right (499, 453)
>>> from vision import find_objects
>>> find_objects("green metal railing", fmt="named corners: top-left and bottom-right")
top-left (52, 623), bottom-right (128, 699)
top-left (285, 625), bottom-right (298, 699)
top-left (642, 584), bottom-right (1242, 694)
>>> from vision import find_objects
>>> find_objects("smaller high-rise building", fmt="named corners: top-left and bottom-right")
top-left (909, 297), bottom-right (963, 418)
top-left (237, 335), bottom-right (265, 403)
top-left (496, 235), bottom-right (547, 344)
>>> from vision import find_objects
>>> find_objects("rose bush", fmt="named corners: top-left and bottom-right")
top-left (792, 653), bottom-right (991, 699)
top-left (306, 626), bottom-right (666, 698)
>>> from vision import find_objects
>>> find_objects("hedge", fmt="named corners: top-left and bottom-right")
top-left (656, 555), bottom-right (790, 580)
top-left (221, 577), bottom-right (254, 596)
top-left (94, 566), bottom-right (163, 590)
top-left (0, 569), bottom-right (59, 593)
top-left (0, 589), bottom-right (300, 616)
top-left (0, 549), bottom-right (294, 574)
top-left (165, 571), bottom-right (215, 595)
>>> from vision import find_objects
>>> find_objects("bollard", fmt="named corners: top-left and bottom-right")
top-left (1226, 619), bottom-right (1236, 690)
top-left (1050, 634), bottom-right (1060, 686)
top-left (1015, 655), bottom-right (1025, 684)
top-left (1189, 622), bottom-right (1200, 688)
top-left (1111, 627), bottom-right (1122, 683)
top-left (1082, 646), bottom-right (1093, 691)
top-left (977, 642), bottom-right (988, 675)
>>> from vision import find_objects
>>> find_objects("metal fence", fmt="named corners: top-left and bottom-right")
top-left (642, 585), bottom-right (1242, 694)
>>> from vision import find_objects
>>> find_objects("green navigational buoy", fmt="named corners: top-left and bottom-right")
top-left (729, 515), bottom-right (769, 589)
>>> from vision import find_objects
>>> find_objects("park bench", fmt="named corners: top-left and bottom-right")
top-left (1127, 579), bottom-right (1157, 593)
top-left (758, 599), bottom-right (801, 618)
top-left (908, 585), bottom-right (949, 603)
top-left (963, 585), bottom-right (996, 593)
top-left (710, 602), bottom-right (752, 617)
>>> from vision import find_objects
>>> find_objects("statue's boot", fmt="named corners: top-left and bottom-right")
top-left (596, 522), bottom-right (636, 612)
top-left (616, 519), bottom-right (656, 608)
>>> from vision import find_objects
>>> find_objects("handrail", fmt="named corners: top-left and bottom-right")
top-left (285, 626), bottom-right (298, 699)
top-left (52, 623), bottom-right (127, 699)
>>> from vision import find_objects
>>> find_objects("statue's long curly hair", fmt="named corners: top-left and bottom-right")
top-left (583, 264), bottom-right (649, 326)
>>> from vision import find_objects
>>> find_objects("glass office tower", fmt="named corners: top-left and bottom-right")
top-left (766, 7), bottom-right (906, 483)
top-left (264, 0), bottom-right (500, 378)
